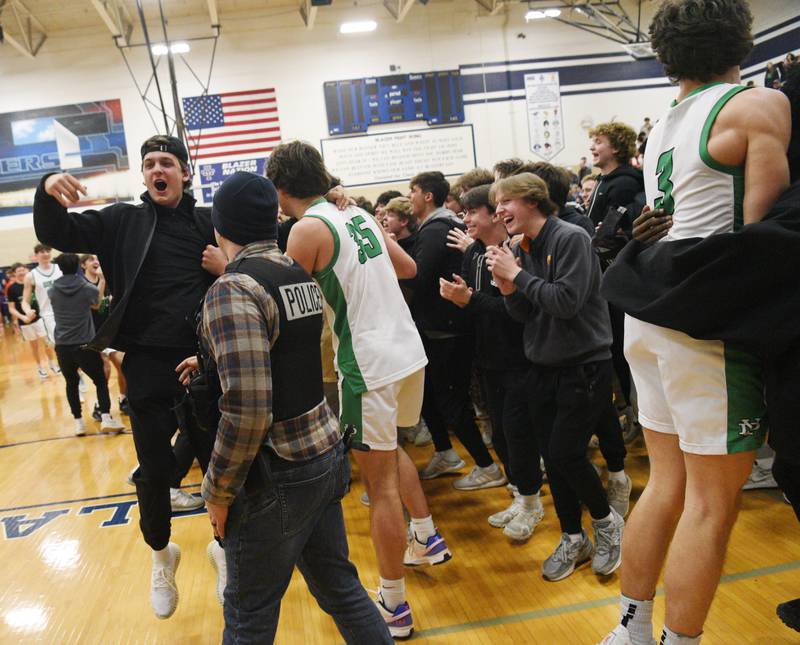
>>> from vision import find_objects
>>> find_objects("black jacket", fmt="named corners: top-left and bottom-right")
top-left (559, 205), bottom-right (595, 236)
top-left (601, 181), bottom-right (800, 452)
top-left (461, 240), bottom-right (528, 371)
top-left (33, 177), bottom-right (214, 351)
top-left (585, 164), bottom-right (644, 228)
top-left (404, 207), bottom-right (471, 335)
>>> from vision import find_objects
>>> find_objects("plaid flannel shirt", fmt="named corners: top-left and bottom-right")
top-left (200, 241), bottom-right (339, 506)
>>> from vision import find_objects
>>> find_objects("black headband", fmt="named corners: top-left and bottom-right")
top-left (141, 136), bottom-right (189, 164)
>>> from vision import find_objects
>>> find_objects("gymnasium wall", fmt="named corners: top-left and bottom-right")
top-left (0, 0), bottom-right (796, 264)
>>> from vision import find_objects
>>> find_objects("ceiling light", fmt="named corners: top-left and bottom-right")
top-left (544, 8), bottom-right (561, 17)
top-left (525, 10), bottom-right (546, 20)
top-left (340, 20), bottom-right (377, 34)
top-left (150, 42), bottom-right (191, 56)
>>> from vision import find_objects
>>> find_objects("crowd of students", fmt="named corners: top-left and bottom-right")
top-left (3, 1), bottom-right (799, 643)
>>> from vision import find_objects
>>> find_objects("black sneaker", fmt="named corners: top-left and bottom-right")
top-left (92, 403), bottom-right (102, 422)
top-left (120, 398), bottom-right (132, 416)
top-left (778, 598), bottom-right (800, 632)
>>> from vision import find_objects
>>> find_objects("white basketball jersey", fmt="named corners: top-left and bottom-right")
top-left (304, 200), bottom-right (427, 393)
top-left (644, 82), bottom-right (750, 241)
top-left (31, 264), bottom-right (62, 316)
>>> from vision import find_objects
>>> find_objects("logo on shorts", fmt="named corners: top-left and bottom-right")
top-left (738, 418), bottom-right (762, 437)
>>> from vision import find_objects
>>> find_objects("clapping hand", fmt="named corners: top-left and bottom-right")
top-left (485, 244), bottom-right (521, 295)
top-left (439, 274), bottom-right (473, 307)
top-left (446, 228), bottom-right (472, 253)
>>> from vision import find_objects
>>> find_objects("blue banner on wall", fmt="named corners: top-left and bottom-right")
top-left (197, 156), bottom-right (267, 203)
top-left (0, 99), bottom-right (130, 218)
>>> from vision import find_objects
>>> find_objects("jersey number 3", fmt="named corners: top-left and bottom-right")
top-left (345, 215), bottom-right (383, 264)
top-left (654, 147), bottom-right (675, 215)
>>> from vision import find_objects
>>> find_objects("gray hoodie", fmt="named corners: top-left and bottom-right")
top-left (48, 275), bottom-right (99, 346)
top-left (505, 216), bottom-right (612, 367)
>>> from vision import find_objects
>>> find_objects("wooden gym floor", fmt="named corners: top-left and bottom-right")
top-left (0, 325), bottom-right (798, 644)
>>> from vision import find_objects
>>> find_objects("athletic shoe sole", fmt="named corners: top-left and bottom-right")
top-left (154, 548), bottom-right (181, 620)
top-left (453, 475), bottom-right (508, 491)
top-left (207, 542), bottom-right (225, 606)
top-left (593, 552), bottom-right (623, 577)
top-left (405, 550), bottom-right (452, 567)
top-left (419, 459), bottom-right (466, 480)
top-left (542, 552), bottom-right (592, 582)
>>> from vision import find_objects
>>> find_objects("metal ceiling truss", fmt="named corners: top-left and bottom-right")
top-left (107, 0), bottom-right (220, 171)
top-left (90, 0), bottom-right (133, 46)
top-left (474, 0), bottom-right (508, 16)
top-left (384, 0), bottom-right (418, 23)
top-left (0, 0), bottom-right (47, 58)
top-left (527, 0), bottom-right (647, 45)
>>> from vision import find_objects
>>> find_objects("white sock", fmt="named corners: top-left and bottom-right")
top-left (567, 532), bottom-right (583, 544)
top-left (379, 577), bottom-right (405, 611)
top-left (608, 469), bottom-right (628, 483)
top-left (441, 449), bottom-right (460, 462)
top-left (411, 515), bottom-right (436, 541)
top-left (153, 545), bottom-right (172, 567)
top-left (518, 493), bottom-right (540, 510)
top-left (619, 594), bottom-right (654, 645)
top-left (660, 626), bottom-right (702, 644)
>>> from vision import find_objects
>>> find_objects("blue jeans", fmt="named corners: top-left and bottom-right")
top-left (222, 441), bottom-right (392, 645)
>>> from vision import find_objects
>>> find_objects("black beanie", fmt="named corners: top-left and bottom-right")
top-left (140, 135), bottom-right (189, 164)
top-left (212, 171), bottom-right (279, 246)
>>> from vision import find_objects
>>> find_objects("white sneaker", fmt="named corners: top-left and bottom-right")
top-left (100, 413), bottom-right (126, 434)
top-left (607, 474), bottom-right (633, 518)
top-left (170, 488), bottom-right (204, 512)
top-left (207, 540), bottom-right (226, 606)
top-left (413, 422), bottom-right (433, 447)
top-left (503, 502), bottom-right (544, 541)
top-left (488, 498), bottom-right (523, 528)
top-left (127, 465), bottom-right (139, 486)
top-left (597, 624), bottom-right (656, 645)
top-left (38, 367), bottom-right (49, 380)
top-left (506, 483), bottom-right (519, 497)
top-left (743, 462), bottom-right (778, 490)
top-left (360, 490), bottom-right (370, 507)
top-left (50, 362), bottom-right (61, 374)
top-left (453, 464), bottom-right (507, 491)
top-left (151, 543), bottom-right (180, 619)
top-left (74, 419), bottom-right (87, 436)
top-left (419, 452), bottom-right (466, 480)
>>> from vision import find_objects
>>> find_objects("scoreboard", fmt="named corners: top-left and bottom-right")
top-left (324, 70), bottom-right (464, 136)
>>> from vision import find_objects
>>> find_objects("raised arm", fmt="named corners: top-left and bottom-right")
top-left (33, 173), bottom-right (106, 253)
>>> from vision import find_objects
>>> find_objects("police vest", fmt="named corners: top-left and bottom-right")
top-left (224, 255), bottom-right (325, 422)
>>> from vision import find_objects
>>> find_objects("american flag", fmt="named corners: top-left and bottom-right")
top-left (182, 88), bottom-right (282, 161)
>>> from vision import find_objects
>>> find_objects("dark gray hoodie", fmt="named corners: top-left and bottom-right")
top-left (48, 275), bottom-right (99, 346)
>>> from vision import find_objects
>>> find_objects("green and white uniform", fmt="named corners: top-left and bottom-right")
top-left (305, 200), bottom-right (428, 450)
top-left (625, 82), bottom-right (767, 455)
top-left (31, 264), bottom-right (62, 344)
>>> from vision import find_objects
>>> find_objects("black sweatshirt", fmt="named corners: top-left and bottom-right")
top-left (404, 207), bottom-right (471, 336)
top-left (461, 239), bottom-right (528, 371)
top-left (585, 164), bottom-right (644, 228)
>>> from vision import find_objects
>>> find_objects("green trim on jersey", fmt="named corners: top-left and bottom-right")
top-left (699, 85), bottom-right (749, 230)
top-left (670, 81), bottom-right (726, 108)
top-left (724, 346), bottom-right (768, 454)
top-left (313, 265), bottom-right (368, 395)
top-left (339, 378), bottom-right (364, 442)
top-left (305, 214), bottom-right (341, 277)
top-left (699, 85), bottom-right (749, 176)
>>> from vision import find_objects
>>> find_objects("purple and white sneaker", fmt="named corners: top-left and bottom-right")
top-left (403, 530), bottom-right (452, 567)
top-left (375, 597), bottom-right (414, 639)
